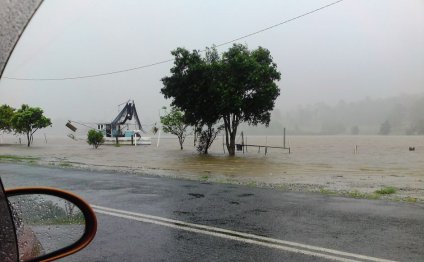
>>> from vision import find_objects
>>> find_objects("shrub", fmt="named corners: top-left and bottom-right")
top-left (87, 130), bottom-right (104, 149)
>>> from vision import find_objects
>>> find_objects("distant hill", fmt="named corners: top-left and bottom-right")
top-left (239, 93), bottom-right (424, 135)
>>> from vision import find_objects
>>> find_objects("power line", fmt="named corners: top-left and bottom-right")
top-left (3, 0), bottom-right (344, 81)
top-left (214, 0), bottom-right (344, 48)
top-left (3, 58), bottom-right (175, 81)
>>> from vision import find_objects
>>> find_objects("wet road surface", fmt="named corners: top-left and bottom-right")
top-left (1, 163), bottom-right (423, 261)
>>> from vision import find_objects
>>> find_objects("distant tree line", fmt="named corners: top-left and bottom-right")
top-left (0, 104), bottom-right (51, 147)
top-left (282, 94), bottom-right (424, 135)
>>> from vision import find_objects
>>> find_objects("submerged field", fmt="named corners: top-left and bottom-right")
top-left (1, 135), bottom-right (423, 202)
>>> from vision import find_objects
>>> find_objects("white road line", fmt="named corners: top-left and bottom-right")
top-left (92, 205), bottom-right (397, 262)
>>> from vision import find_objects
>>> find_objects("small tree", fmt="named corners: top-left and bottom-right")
top-left (11, 104), bottom-right (52, 147)
top-left (0, 104), bottom-right (15, 133)
top-left (87, 129), bottom-right (104, 149)
top-left (196, 124), bottom-right (222, 154)
top-left (160, 107), bottom-right (189, 150)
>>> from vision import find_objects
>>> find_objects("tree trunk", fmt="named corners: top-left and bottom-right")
top-left (205, 131), bottom-right (210, 154)
top-left (224, 115), bottom-right (238, 156)
top-left (179, 137), bottom-right (183, 150)
top-left (26, 132), bottom-right (31, 147)
top-left (228, 132), bottom-right (236, 156)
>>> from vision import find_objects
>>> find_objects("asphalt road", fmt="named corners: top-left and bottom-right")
top-left (1, 163), bottom-right (423, 262)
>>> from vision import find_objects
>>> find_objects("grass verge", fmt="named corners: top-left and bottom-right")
top-left (375, 186), bottom-right (397, 195)
top-left (59, 161), bottom-right (73, 167)
top-left (0, 155), bottom-right (40, 162)
top-left (319, 188), bottom-right (380, 200)
top-left (347, 190), bottom-right (380, 200)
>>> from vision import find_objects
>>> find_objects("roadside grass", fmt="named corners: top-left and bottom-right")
top-left (319, 188), bottom-right (380, 200)
top-left (46, 161), bottom-right (77, 168)
top-left (274, 184), bottom-right (288, 191)
top-left (319, 186), bottom-right (400, 201)
top-left (215, 178), bottom-right (230, 184)
top-left (319, 188), bottom-right (338, 196)
top-left (403, 196), bottom-right (418, 203)
top-left (59, 161), bottom-right (73, 167)
top-left (375, 186), bottom-right (397, 195)
top-left (347, 190), bottom-right (380, 200)
top-left (392, 196), bottom-right (418, 203)
top-left (200, 175), bottom-right (209, 181)
top-left (0, 155), bottom-right (40, 162)
top-left (246, 181), bottom-right (257, 187)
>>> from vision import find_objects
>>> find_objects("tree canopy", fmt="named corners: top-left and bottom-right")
top-left (11, 104), bottom-right (52, 147)
top-left (0, 104), bottom-right (15, 132)
top-left (161, 44), bottom-right (281, 155)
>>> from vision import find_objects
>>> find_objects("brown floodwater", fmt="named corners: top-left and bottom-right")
top-left (1, 134), bottom-right (423, 177)
top-left (1, 135), bottom-right (424, 198)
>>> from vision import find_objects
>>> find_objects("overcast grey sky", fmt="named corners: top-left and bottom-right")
top-left (0, 0), bottom-right (423, 125)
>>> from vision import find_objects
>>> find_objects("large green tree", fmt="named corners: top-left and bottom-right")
top-left (11, 104), bottom-right (52, 147)
top-left (160, 107), bottom-right (189, 150)
top-left (161, 47), bottom-right (223, 154)
top-left (161, 44), bottom-right (281, 156)
top-left (0, 104), bottom-right (15, 133)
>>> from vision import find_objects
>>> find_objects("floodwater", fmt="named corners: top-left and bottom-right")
top-left (1, 135), bottom-right (424, 198)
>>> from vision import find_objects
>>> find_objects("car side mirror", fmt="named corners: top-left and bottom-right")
top-left (1, 186), bottom-right (97, 262)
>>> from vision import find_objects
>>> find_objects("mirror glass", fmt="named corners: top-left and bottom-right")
top-left (0, 182), bottom-right (18, 262)
top-left (8, 194), bottom-right (85, 262)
